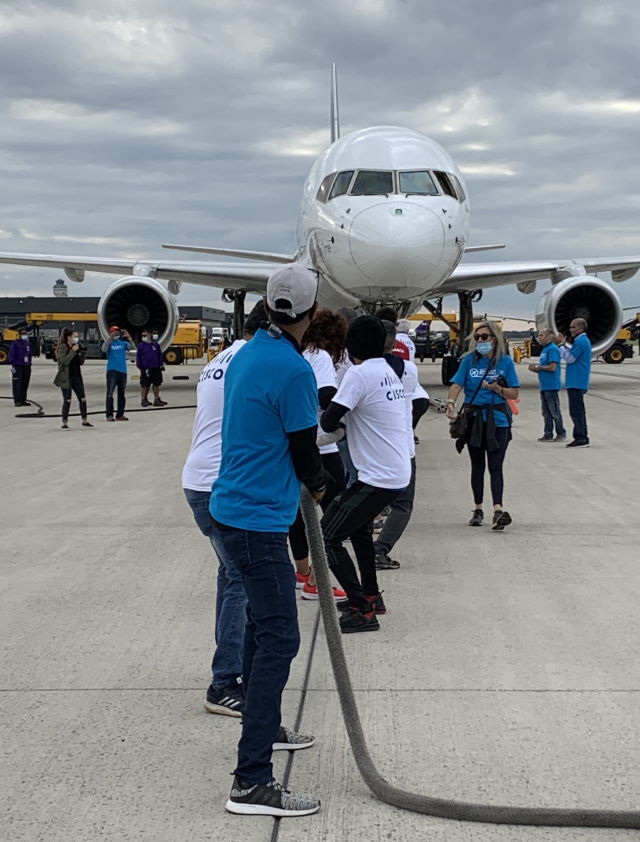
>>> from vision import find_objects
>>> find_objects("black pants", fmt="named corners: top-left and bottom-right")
top-left (289, 451), bottom-right (346, 561)
top-left (467, 425), bottom-right (511, 507)
top-left (567, 388), bottom-right (588, 443)
top-left (106, 370), bottom-right (127, 418)
top-left (374, 457), bottom-right (416, 555)
top-left (12, 365), bottom-right (31, 405)
top-left (321, 481), bottom-right (401, 610)
top-left (61, 375), bottom-right (87, 422)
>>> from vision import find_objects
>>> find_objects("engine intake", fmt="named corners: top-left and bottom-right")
top-left (535, 275), bottom-right (623, 356)
top-left (97, 276), bottom-right (179, 350)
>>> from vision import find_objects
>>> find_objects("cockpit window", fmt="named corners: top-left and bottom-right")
top-left (316, 173), bottom-right (337, 203)
top-left (349, 170), bottom-right (394, 196)
top-left (328, 170), bottom-right (354, 200)
top-left (434, 171), bottom-right (458, 199)
top-left (398, 170), bottom-right (439, 196)
top-left (451, 175), bottom-right (466, 202)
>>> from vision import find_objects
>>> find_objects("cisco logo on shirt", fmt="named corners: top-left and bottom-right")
top-left (469, 366), bottom-right (498, 380)
top-left (380, 372), bottom-right (405, 402)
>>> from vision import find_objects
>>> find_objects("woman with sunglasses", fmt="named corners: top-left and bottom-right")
top-left (445, 321), bottom-right (519, 530)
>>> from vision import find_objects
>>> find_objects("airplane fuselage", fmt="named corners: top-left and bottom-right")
top-left (296, 126), bottom-right (471, 313)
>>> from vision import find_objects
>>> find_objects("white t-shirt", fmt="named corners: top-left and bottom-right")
top-left (333, 358), bottom-right (411, 489)
top-left (400, 359), bottom-right (419, 459)
top-left (395, 332), bottom-right (416, 361)
top-left (413, 381), bottom-right (430, 401)
top-left (335, 352), bottom-right (352, 386)
top-left (303, 348), bottom-right (338, 455)
top-left (181, 340), bottom-right (247, 491)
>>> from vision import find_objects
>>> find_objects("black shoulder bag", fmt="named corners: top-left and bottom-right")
top-left (449, 362), bottom-right (488, 440)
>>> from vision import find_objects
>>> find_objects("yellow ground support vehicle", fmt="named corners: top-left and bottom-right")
top-left (0, 327), bottom-right (21, 364)
top-left (163, 320), bottom-right (206, 365)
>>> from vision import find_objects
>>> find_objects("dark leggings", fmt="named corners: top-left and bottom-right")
top-left (468, 425), bottom-right (511, 507)
top-left (289, 451), bottom-right (346, 561)
top-left (61, 375), bottom-right (87, 422)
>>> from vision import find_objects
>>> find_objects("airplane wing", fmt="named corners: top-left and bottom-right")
top-left (0, 251), bottom-right (274, 293)
top-left (442, 256), bottom-right (640, 295)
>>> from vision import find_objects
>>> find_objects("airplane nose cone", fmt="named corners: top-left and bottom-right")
top-left (348, 202), bottom-right (445, 287)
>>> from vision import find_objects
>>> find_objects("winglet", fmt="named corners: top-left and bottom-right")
top-left (330, 63), bottom-right (340, 144)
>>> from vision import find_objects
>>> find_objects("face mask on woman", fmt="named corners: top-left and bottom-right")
top-left (152, 333), bottom-right (159, 341)
top-left (476, 341), bottom-right (494, 356)
top-left (71, 336), bottom-right (79, 345)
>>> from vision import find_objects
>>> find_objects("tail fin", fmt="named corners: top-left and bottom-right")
top-left (330, 63), bottom-right (340, 144)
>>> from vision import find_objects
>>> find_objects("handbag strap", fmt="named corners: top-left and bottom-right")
top-left (466, 358), bottom-right (490, 406)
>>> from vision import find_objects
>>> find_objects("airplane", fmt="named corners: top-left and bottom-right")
top-left (1, 64), bottom-right (638, 384)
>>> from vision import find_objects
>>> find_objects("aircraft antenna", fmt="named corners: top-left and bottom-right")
top-left (330, 63), bottom-right (340, 144)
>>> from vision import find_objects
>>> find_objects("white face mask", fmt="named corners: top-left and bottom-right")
top-left (152, 334), bottom-right (159, 340)
top-left (71, 336), bottom-right (79, 344)
top-left (142, 336), bottom-right (150, 343)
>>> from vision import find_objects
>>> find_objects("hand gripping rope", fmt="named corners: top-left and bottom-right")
top-left (300, 487), bottom-right (640, 829)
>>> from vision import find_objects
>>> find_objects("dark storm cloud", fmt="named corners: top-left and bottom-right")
top-left (0, 0), bottom-right (639, 314)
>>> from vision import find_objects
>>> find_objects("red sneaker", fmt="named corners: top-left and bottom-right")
top-left (295, 571), bottom-right (310, 590)
top-left (300, 582), bottom-right (347, 601)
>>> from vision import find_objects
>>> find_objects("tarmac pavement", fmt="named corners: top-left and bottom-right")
top-left (2, 356), bottom-right (640, 841)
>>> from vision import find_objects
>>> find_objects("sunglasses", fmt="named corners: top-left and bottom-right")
top-left (474, 332), bottom-right (492, 341)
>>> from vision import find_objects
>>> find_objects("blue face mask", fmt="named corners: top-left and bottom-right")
top-left (476, 341), bottom-right (494, 356)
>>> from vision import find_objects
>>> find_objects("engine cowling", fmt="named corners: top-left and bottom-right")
top-left (535, 275), bottom-right (623, 356)
top-left (97, 276), bottom-right (179, 350)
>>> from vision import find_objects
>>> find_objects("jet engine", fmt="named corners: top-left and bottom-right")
top-left (535, 275), bottom-right (623, 356)
top-left (97, 276), bottom-right (179, 350)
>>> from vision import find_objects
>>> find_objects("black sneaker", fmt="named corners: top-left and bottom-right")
top-left (537, 435), bottom-right (553, 442)
top-left (553, 434), bottom-right (567, 442)
top-left (566, 440), bottom-right (589, 448)
top-left (339, 608), bottom-right (380, 634)
top-left (204, 679), bottom-right (244, 717)
top-left (374, 551), bottom-right (400, 570)
top-left (336, 597), bottom-right (351, 612)
top-left (141, 399), bottom-right (151, 407)
top-left (226, 776), bottom-right (320, 816)
top-left (492, 510), bottom-right (512, 531)
top-left (153, 398), bottom-right (167, 407)
top-left (365, 593), bottom-right (386, 615)
top-left (272, 726), bottom-right (315, 752)
top-left (468, 509), bottom-right (484, 527)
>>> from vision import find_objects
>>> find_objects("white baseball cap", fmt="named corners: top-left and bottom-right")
top-left (266, 263), bottom-right (318, 320)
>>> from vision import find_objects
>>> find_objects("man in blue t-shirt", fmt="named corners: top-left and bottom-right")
top-left (210, 264), bottom-right (325, 818)
top-left (557, 318), bottom-right (592, 447)
top-left (528, 328), bottom-right (566, 442)
top-left (101, 325), bottom-right (135, 421)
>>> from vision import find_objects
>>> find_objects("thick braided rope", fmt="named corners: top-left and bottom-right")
top-left (300, 488), bottom-right (640, 829)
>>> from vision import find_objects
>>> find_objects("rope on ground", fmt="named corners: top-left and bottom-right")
top-left (300, 487), bottom-right (640, 829)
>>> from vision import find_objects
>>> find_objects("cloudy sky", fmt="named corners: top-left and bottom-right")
top-left (1, 0), bottom-right (639, 320)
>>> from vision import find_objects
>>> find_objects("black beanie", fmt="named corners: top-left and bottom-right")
top-left (346, 315), bottom-right (386, 361)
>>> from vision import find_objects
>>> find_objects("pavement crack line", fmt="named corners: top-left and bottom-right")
top-left (270, 604), bottom-right (322, 842)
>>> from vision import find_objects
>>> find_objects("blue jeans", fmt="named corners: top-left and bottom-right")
top-left (209, 523), bottom-right (300, 785)
top-left (567, 388), bottom-right (588, 443)
top-left (337, 438), bottom-right (358, 488)
top-left (183, 490), bottom-right (247, 690)
top-left (106, 370), bottom-right (127, 418)
top-left (540, 390), bottom-right (566, 438)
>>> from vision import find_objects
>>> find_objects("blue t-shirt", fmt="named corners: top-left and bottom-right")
top-left (103, 339), bottom-right (130, 373)
top-left (210, 328), bottom-right (318, 533)
top-left (451, 353), bottom-right (520, 427)
top-left (538, 342), bottom-right (561, 391)
top-left (565, 333), bottom-right (591, 391)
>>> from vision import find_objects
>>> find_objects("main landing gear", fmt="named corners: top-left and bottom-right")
top-left (223, 288), bottom-right (247, 340)
top-left (422, 290), bottom-right (483, 385)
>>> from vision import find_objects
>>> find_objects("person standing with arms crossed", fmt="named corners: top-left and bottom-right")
top-left (137, 329), bottom-right (167, 407)
top-left (211, 264), bottom-right (324, 818)
top-left (9, 327), bottom-right (32, 407)
top-left (102, 325), bottom-right (135, 421)
top-left (528, 327), bottom-right (566, 442)
top-left (556, 317), bottom-right (592, 448)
